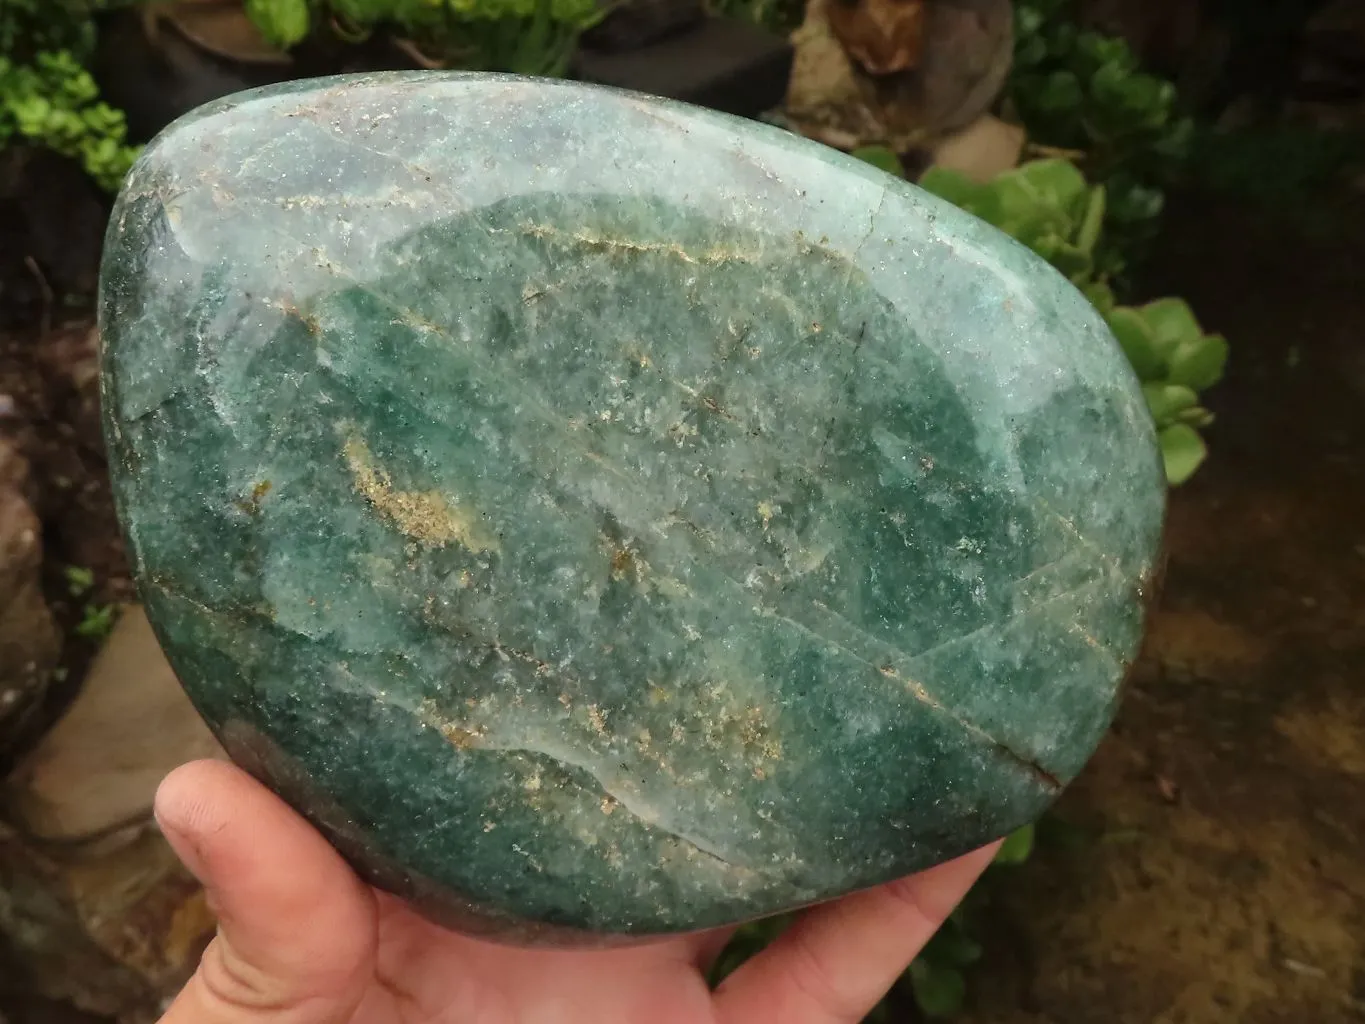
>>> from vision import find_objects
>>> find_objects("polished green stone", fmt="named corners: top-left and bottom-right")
top-left (99, 72), bottom-right (1165, 943)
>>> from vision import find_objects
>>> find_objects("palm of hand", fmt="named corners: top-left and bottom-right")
top-left (158, 761), bottom-right (997, 1024)
top-left (352, 895), bottom-right (722, 1023)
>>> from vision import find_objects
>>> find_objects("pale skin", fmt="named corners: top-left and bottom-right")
top-left (156, 760), bottom-right (1000, 1024)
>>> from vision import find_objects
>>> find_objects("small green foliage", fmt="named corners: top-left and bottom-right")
top-left (910, 909), bottom-right (983, 1015)
top-left (0, 0), bottom-right (102, 61)
top-left (993, 823), bottom-right (1035, 865)
top-left (64, 564), bottom-right (95, 595)
top-left (244, 0), bottom-right (603, 76)
top-left (1008, 0), bottom-right (1192, 283)
top-left (909, 958), bottom-right (968, 1017)
top-left (1104, 297), bottom-right (1225, 484)
top-left (850, 145), bottom-right (906, 179)
top-left (76, 602), bottom-right (118, 639)
top-left (247, 0), bottom-right (313, 48)
top-left (0, 1), bottom-right (142, 192)
top-left (63, 565), bottom-right (121, 640)
top-left (1158, 423), bottom-right (1207, 487)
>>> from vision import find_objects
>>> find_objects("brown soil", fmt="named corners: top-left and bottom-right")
top-left (0, 322), bottom-right (132, 767)
top-left (958, 191), bottom-right (1365, 1024)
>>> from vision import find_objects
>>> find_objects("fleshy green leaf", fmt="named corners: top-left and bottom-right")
top-left (919, 167), bottom-right (987, 210)
top-left (922, 923), bottom-right (985, 967)
top-left (1074, 184), bottom-right (1105, 255)
top-left (1081, 279), bottom-right (1116, 313)
top-left (1036, 69), bottom-right (1082, 113)
top-left (1160, 423), bottom-right (1206, 485)
top-left (909, 960), bottom-right (967, 1017)
top-left (1105, 307), bottom-right (1164, 381)
top-left (851, 145), bottom-right (905, 178)
top-left (1046, 241), bottom-right (1092, 280)
top-left (64, 565), bottom-right (94, 595)
top-left (245, 0), bottom-right (312, 48)
top-left (1138, 297), bottom-right (1202, 357)
top-left (1167, 332), bottom-right (1228, 391)
top-left (1012, 157), bottom-right (1089, 213)
top-left (1176, 406), bottom-right (1215, 428)
top-left (994, 823), bottom-right (1035, 864)
top-left (1142, 382), bottom-right (1198, 425)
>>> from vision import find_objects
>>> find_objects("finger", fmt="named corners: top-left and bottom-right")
top-left (690, 925), bottom-right (739, 971)
top-left (155, 759), bottom-right (378, 1024)
top-left (713, 843), bottom-right (1000, 1024)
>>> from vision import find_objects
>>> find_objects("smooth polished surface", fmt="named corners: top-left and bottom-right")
top-left (99, 72), bottom-right (1165, 942)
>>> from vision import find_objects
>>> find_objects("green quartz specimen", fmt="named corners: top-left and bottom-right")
top-left (99, 72), bottom-right (1165, 944)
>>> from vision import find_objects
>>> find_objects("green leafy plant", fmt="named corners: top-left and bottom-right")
top-left (76, 602), bottom-right (118, 639)
top-left (1, 0), bottom-right (104, 57)
top-left (0, 50), bottom-right (141, 191)
top-left (1107, 300), bottom-right (1226, 484)
top-left (992, 822), bottom-right (1035, 865)
top-left (919, 159), bottom-right (1226, 484)
top-left (850, 144), bottom-right (906, 179)
top-left (247, 0), bottom-right (603, 76)
top-left (0, 0), bottom-right (141, 192)
top-left (907, 913), bottom-right (978, 1017)
top-left (1008, 0), bottom-right (1192, 284)
top-left (63, 564), bottom-right (95, 595)
top-left (63, 566), bottom-right (122, 640)
top-left (900, 824), bottom-right (1035, 1017)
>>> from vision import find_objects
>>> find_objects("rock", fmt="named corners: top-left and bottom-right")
top-left (927, 113), bottom-right (1025, 182)
top-left (572, 16), bottom-right (795, 119)
top-left (0, 441), bottom-right (59, 754)
top-left (7, 605), bottom-right (224, 846)
top-left (827, 0), bottom-right (927, 76)
top-left (786, 0), bottom-right (890, 149)
top-left (0, 820), bottom-right (212, 1021)
top-left (154, 0), bottom-right (293, 66)
top-left (99, 72), bottom-right (1166, 942)
top-left (786, 0), bottom-right (1012, 150)
top-left (916, 0), bottom-right (1013, 133)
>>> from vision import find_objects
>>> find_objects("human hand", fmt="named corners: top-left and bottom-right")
top-left (155, 760), bottom-right (999, 1024)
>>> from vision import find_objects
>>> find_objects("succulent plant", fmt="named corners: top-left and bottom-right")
top-left (1107, 298), bottom-right (1227, 484)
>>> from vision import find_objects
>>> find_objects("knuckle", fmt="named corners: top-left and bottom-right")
top-left (196, 934), bottom-right (300, 1015)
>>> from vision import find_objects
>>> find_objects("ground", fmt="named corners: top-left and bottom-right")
top-left (956, 189), bottom-right (1365, 1024)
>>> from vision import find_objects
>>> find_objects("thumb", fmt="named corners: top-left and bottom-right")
top-left (155, 759), bottom-right (377, 1024)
